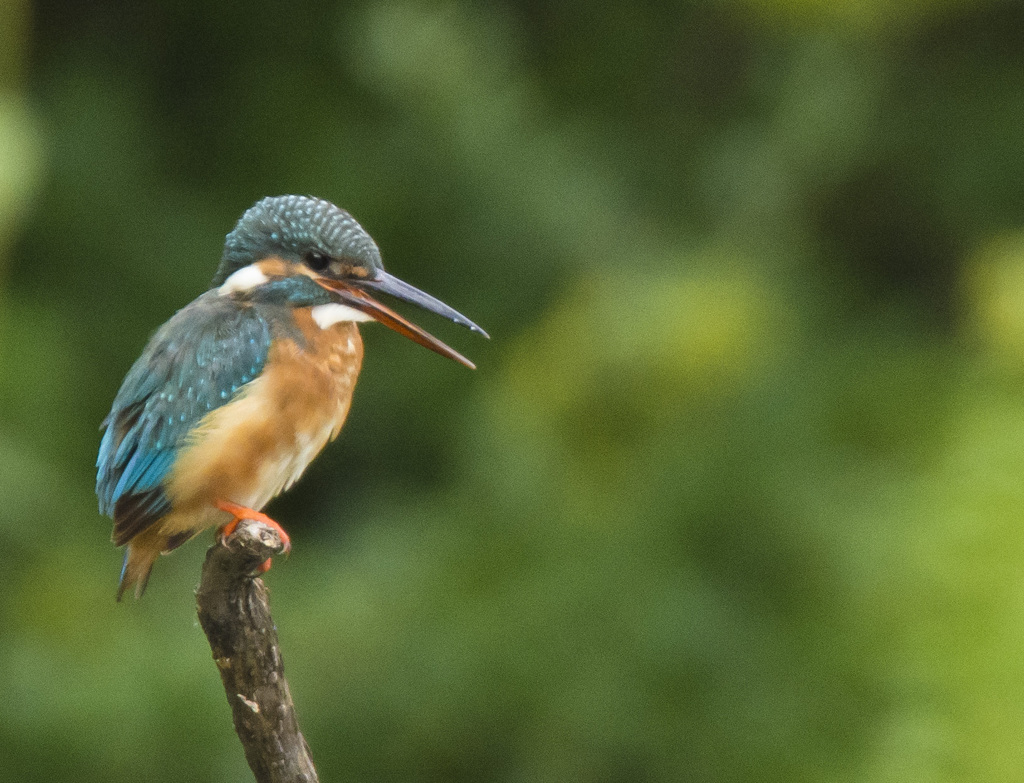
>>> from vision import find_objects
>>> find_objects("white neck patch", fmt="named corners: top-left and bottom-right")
top-left (310, 303), bottom-right (374, 329)
top-left (219, 264), bottom-right (269, 296)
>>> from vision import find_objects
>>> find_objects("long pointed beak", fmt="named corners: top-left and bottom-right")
top-left (316, 270), bottom-right (487, 369)
top-left (362, 271), bottom-right (489, 339)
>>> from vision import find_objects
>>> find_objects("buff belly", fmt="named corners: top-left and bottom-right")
top-left (158, 318), bottom-right (364, 543)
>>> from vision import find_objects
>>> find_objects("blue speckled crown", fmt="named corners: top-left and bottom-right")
top-left (211, 195), bottom-right (383, 286)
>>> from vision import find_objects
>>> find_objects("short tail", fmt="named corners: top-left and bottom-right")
top-left (116, 542), bottom-right (159, 601)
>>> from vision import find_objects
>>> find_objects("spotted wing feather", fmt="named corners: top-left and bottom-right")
top-left (96, 291), bottom-right (271, 546)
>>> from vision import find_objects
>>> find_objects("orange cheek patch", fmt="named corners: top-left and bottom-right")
top-left (254, 257), bottom-right (298, 277)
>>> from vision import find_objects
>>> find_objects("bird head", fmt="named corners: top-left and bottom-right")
top-left (212, 195), bottom-right (487, 368)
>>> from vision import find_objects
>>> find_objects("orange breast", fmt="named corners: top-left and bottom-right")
top-left (160, 313), bottom-right (364, 536)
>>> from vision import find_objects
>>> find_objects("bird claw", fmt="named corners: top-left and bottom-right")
top-left (215, 499), bottom-right (292, 557)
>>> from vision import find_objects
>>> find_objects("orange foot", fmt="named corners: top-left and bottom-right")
top-left (215, 499), bottom-right (292, 573)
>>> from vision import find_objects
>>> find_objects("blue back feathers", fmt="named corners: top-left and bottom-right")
top-left (96, 291), bottom-right (272, 544)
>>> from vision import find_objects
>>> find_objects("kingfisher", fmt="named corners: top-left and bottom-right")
top-left (96, 195), bottom-right (486, 600)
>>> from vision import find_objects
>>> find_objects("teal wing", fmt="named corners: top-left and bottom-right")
top-left (96, 291), bottom-right (271, 546)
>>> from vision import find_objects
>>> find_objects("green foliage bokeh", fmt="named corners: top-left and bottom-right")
top-left (3, 0), bottom-right (1024, 780)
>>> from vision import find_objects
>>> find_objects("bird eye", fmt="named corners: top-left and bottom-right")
top-left (304, 250), bottom-right (331, 272)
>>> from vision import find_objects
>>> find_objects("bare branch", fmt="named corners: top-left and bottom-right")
top-left (196, 519), bottom-right (318, 783)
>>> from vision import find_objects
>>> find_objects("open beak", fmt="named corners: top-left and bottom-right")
top-left (315, 270), bottom-right (488, 369)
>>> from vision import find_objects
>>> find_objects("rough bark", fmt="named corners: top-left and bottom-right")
top-left (195, 519), bottom-right (318, 783)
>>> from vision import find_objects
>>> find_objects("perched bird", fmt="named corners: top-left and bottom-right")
top-left (96, 195), bottom-right (486, 599)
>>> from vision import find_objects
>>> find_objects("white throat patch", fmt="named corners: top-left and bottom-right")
top-left (310, 303), bottom-right (374, 329)
top-left (219, 264), bottom-right (269, 296)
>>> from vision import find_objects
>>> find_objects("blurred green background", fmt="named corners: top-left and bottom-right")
top-left (3, 0), bottom-right (1024, 780)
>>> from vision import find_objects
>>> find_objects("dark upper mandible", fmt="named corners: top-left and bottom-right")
top-left (211, 195), bottom-right (384, 287)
